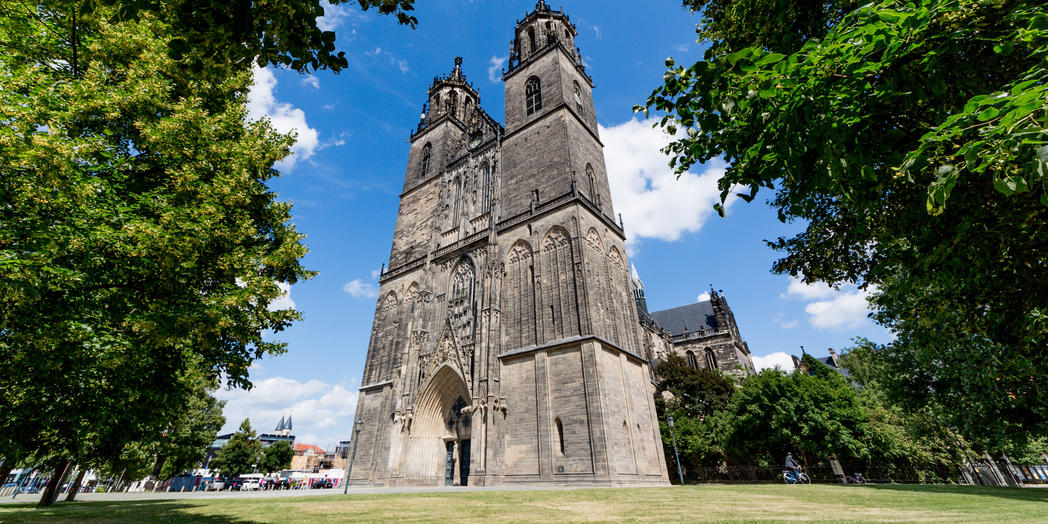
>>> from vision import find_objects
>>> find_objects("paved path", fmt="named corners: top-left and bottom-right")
top-left (1, 483), bottom-right (607, 504)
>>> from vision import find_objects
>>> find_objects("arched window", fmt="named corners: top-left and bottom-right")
top-left (686, 350), bottom-right (698, 369)
top-left (446, 91), bottom-right (457, 118)
top-left (705, 348), bottom-right (718, 370)
top-left (555, 418), bottom-right (565, 455)
top-left (481, 162), bottom-right (491, 212)
top-left (573, 81), bottom-right (583, 113)
top-left (464, 97), bottom-right (473, 123)
top-left (420, 143), bottom-right (431, 178)
top-left (585, 164), bottom-right (596, 201)
top-left (525, 77), bottom-right (542, 117)
top-left (527, 26), bottom-right (536, 53)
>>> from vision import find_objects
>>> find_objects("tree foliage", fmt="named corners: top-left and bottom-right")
top-left (259, 440), bottom-right (294, 474)
top-left (209, 419), bottom-right (260, 478)
top-left (643, 0), bottom-right (1048, 446)
top-left (0, 1), bottom-right (310, 495)
top-left (721, 365), bottom-right (868, 466)
top-left (655, 354), bottom-right (735, 418)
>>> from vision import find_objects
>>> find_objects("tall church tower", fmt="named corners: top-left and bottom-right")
top-left (348, 1), bottom-right (668, 487)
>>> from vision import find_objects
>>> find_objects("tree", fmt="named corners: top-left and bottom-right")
top-left (259, 440), bottom-right (295, 474)
top-left (653, 356), bottom-right (736, 477)
top-left (643, 0), bottom-right (1048, 447)
top-left (721, 363), bottom-right (868, 467)
top-left (209, 419), bottom-right (260, 478)
top-left (654, 355), bottom-right (735, 418)
top-left (31, 0), bottom-right (418, 73)
top-left (0, 3), bottom-right (310, 505)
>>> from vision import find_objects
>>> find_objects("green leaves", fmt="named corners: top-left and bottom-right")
top-left (648, 0), bottom-right (1048, 445)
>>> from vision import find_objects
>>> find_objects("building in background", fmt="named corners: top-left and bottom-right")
top-left (630, 265), bottom-right (756, 379)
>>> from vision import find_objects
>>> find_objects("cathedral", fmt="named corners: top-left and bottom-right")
top-left (349, 1), bottom-right (754, 488)
top-left (348, 1), bottom-right (669, 487)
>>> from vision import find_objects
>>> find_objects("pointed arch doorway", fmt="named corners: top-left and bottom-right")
top-left (407, 365), bottom-right (473, 486)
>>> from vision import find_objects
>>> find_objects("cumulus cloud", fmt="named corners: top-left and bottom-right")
top-left (752, 352), bottom-right (796, 372)
top-left (301, 75), bottom-right (320, 89)
top-left (696, 292), bottom-right (711, 302)
top-left (601, 119), bottom-right (731, 247)
top-left (247, 66), bottom-right (319, 171)
top-left (488, 56), bottom-right (506, 83)
top-left (217, 376), bottom-right (359, 450)
top-left (781, 276), bottom-right (837, 300)
top-left (268, 282), bottom-right (296, 311)
top-left (342, 279), bottom-right (378, 299)
top-left (805, 287), bottom-right (876, 329)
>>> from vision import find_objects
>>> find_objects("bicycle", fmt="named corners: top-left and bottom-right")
top-left (782, 468), bottom-right (811, 484)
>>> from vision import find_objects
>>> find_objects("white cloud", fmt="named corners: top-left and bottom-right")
top-left (316, 3), bottom-right (355, 32)
top-left (805, 287), bottom-right (875, 330)
top-left (370, 268), bottom-right (381, 279)
top-left (268, 281), bottom-right (296, 311)
top-left (676, 43), bottom-right (689, 53)
top-left (601, 119), bottom-right (732, 247)
top-left (592, 25), bottom-right (602, 39)
top-left (752, 352), bottom-right (796, 372)
top-left (342, 279), bottom-right (378, 299)
top-left (366, 47), bottom-right (409, 73)
top-left (781, 276), bottom-right (836, 300)
top-left (248, 66), bottom-right (320, 171)
top-left (301, 75), bottom-right (320, 89)
top-left (696, 292), bottom-right (711, 302)
top-left (217, 376), bottom-right (359, 450)
top-left (488, 56), bottom-right (506, 83)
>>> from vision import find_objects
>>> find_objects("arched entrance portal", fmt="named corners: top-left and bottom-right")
top-left (404, 365), bottom-right (472, 485)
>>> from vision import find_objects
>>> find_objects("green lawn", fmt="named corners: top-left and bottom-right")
top-left (1, 485), bottom-right (1046, 523)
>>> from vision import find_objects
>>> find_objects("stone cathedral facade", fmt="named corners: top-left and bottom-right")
top-left (348, 2), bottom-right (669, 487)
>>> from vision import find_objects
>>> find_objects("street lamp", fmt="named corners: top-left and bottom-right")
top-left (666, 414), bottom-right (684, 486)
top-left (343, 419), bottom-right (365, 494)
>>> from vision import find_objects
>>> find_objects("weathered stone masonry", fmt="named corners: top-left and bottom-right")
top-left (349, 1), bottom-right (669, 487)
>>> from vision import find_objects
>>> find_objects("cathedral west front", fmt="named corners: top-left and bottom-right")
top-left (348, 1), bottom-right (753, 487)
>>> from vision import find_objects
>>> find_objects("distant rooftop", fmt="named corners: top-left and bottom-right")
top-left (650, 301), bottom-right (718, 336)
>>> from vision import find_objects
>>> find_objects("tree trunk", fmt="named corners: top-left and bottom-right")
top-left (37, 459), bottom-right (71, 508)
top-left (151, 454), bottom-right (168, 479)
top-left (65, 468), bottom-right (87, 501)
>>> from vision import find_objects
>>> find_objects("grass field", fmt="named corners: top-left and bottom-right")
top-left (1, 484), bottom-right (1046, 523)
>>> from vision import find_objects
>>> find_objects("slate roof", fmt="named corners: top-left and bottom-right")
top-left (650, 301), bottom-right (718, 336)
top-left (814, 355), bottom-right (852, 379)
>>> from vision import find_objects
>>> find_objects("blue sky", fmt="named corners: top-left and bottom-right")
top-left (216, 0), bottom-right (892, 449)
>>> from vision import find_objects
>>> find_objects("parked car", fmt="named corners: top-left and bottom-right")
top-left (274, 479), bottom-right (292, 490)
top-left (240, 478), bottom-right (261, 491)
top-left (226, 478), bottom-right (244, 491)
top-left (204, 478), bottom-right (225, 491)
top-left (311, 479), bottom-right (333, 489)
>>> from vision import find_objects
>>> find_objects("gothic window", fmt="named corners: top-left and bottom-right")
top-left (420, 143), bottom-right (431, 178)
top-left (448, 258), bottom-right (476, 343)
top-left (464, 97), bottom-right (473, 123)
top-left (481, 162), bottom-right (491, 212)
top-left (452, 177), bottom-right (463, 225)
top-left (541, 227), bottom-right (578, 341)
top-left (525, 77), bottom-right (542, 117)
top-left (446, 91), bottom-right (458, 118)
top-left (705, 348), bottom-right (719, 370)
top-left (527, 26), bottom-right (536, 54)
top-left (555, 418), bottom-right (565, 455)
top-left (585, 164), bottom-right (596, 201)
top-left (573, 81), bottom-right (583, 113)
top-left (504, 241), bottom-right (535, 348)
top-left (686, 350), bottom-right (698, 369)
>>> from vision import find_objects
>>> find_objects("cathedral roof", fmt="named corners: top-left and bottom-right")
top-left (650, 301), bottom-right (719, 336)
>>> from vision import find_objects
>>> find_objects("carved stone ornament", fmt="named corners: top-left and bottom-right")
top-left (585, 228), bottom-right (602, 251)
top-left (542, 229), bottom-right (570, 252)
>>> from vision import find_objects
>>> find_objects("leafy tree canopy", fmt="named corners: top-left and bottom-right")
top-left (259, 440), bottom-right (294, 474)
top-left (27, 0), bottom-right (418, 73)
top-left (0, 0), bottom-right (310, 485)
top-left (643, 0), bottom-right (1048, 447)
top-left (209, 419), bottom-right (260, 478)
top-left (655, 354), bottom-right (735, 418)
